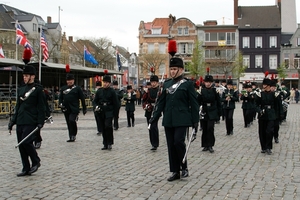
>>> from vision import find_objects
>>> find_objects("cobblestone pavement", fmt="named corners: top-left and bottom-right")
top-left (0, 102), bottom-right (299, 200)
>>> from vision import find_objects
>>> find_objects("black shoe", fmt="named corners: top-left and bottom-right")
top-left (261, 150), bottom-right (266, 153)
top-left (107, 145), bottom-right (112, 150)
top-left (266, 149), bottom-right (272, 155)
top-left (202, 147), bottom-right (208, 151)
top-left (97, 132), bottom-right (102, 136)
top-left (17, 171), bottom-right (31, 177)
top-left (230, 131), bottom-right (233, 135)
top-left (181, 169), bottom-right (189, 178)
top-left (151, 147), bottom-right (157, 151)
top-left (29, 163), bottom-right (41, 174)
top-left (35, 142), bottom-right (41, 149)
top-left (67, 136), bottom-right (76, 142)
top-left (208, 147), bottom-right (214, 153)
top-left (275, 138), bottom-right (279, 143)
top-left (114, 127), bottom-right (118, 130)
top-left (66, 139), bottom-right (75, 142)
top-left (132, 124), bottom-right (135, 127)
top-left (127, 125), bottom-right (131, 127)
top-left (167, 172), bottom-right (180, 182)
top-left (101, 146), bottom-right (108, 150)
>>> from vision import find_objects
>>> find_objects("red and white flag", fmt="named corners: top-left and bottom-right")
top-left (0, 45), bottom-right (5, 58)
top-left (40, 29), bottom-right (49, 61)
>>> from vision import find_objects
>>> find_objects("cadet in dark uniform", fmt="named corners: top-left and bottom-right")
top-left (255, 74), bottom-right (281, 155)
top-left (142, 75), bottom-right (160, 150)
top-left (197, 70), bottom-right (221, 153)
top-left (124, 85), bottom-right (136, 127)
top-left (221, 79), bottom-right (239, 135)
top-left (59, 72), bottom-right (87, 142)
top-left (8, 65), bottom-right (45, 176)
top-left (93, 81), bottom-right (102, 135)
top-left (240, 81), bottom-right (255, 128)
top-left (112, 80), bottom-right (123, 130)
top-left (94, 75), bottom-right (118, 150)
top-left (150, 57), bottom-right (199, 181)
top-left (279, 82), bottom-right (290, 122)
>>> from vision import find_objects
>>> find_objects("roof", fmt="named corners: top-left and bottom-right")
top-left (238, 6), bottom-right (281, 29)
top-left (0, 12), bottom-right (15, 29)
top-left (152, 18), bottom-right (169, 34)
top-left (281, 34), bottom-right (293, 45)
top-left (0, 58), bottom-right (25, 67)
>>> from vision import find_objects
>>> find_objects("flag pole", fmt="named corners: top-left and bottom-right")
top-left (39, 24), bottom-right (42, 81)
top-left (83, 45), bottom-right (85, 67)
top-left (15, 20), bottom-right (18, 60)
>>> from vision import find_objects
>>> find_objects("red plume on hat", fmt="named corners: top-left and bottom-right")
top-left (199, 76), bottom-right (203, 83)
top-left (270, 73), bottom-right (274, 80)
top-left (104, 69), bottom-right (108, 74)
top-left (264, 71), bottom-right (269, 78)
top-left (168, 40), bottom-right (177, 57)
top-left (22, 48), bottom-right (32, 64)
top-left (195, 80), bottom-right (200, 87)
top-left (206, 67), bottom-right (210, 75)
top-left (65, 64), bottom-right (70, 73)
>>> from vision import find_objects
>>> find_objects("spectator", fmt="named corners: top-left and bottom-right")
top-left (290, 88), bottom-right (295, 103)
top-left (295, 88), bottom-right (299, 104)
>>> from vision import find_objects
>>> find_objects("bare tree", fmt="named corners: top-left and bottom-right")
top-left (139, 49), bottom-right (167, 75)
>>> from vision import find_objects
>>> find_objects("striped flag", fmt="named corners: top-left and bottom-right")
top-left (0, 45), bottom-right (5, 58)
top-left (16, 22), bottom-right (35, 54)
top-left (40, 29), bottom-right (49, 61)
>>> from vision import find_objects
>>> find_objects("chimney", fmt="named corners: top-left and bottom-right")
top-left (47, 16), bottom-right (52, 24)
top-left (203, 20), bottom-right (218, 26)
top-left (69, 36), bottom-right (73, 42)
top-left (234, 0), bottom-right (238, 25)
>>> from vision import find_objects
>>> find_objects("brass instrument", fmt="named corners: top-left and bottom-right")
top-left (199, 105), bottom-right (206, 119)
top-left (225, 90), bottom-right (232, 107)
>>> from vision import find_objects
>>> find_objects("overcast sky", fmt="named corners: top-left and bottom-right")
top-left (7, 0), bottom-right (300, 53)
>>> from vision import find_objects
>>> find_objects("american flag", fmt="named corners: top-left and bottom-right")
top-left (16, 23), bottom-right (35, 54)
top-left (40, 29), bottom-right (49, 61)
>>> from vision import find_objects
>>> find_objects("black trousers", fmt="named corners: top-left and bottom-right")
top-left (94, 112), bottom-right (102, 133)
top-left (34, 129), bottom-right (42, 143)
top-left (64, 112), bottom-right (78, 139)
top-left (243, 109), bottom-right (252, 127)
top-left (165, 126), bottom-right (187, 173)
top-left (126, 111), bottom-right (135, 126)
top-left (201, 120), bottom-right (215, 147)
top-left (113, 107), bottom-right (121, 129)
top-left (99, 116), bottom-right (114, 147)
top-left (224, 109), bottom-right (234, 134)
top-left (258, 119), bottom-right (274, 150)
top-left (146, 117), bottom-right (159, 148)
top-left (274, 118), bottom-right (280, 139)
top-left (16, 125), bottom-right (40, 172)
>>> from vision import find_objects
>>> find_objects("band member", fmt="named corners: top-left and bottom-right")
top-left (255, 72), bottom-right (281, 155)
top-left (142, 75), bottom-right (160, 150)
top-left (220, 79), bottom-right (227, 120)
top-left (214, 79), bottom-right (225, 124)
top-left (8, 64), bottom-right (45, 176)
top-left (150, 50), bottom-right (199, 181)
top-left (124, 85), bottom-right (136, 127)
top-left (279, 82), bottom-right (290, 122)
top-left (240, 81), bottom-right (255, 128)
top-left (251, 81), bottom-right (259, 120)
top-left (112, 80), bottom-right (123, 130)
top-left (197, 69), bottom-right (221, 153)
top-left (94, 75), bottom-right (119, 150)
top-left (59, 66), bottom-right (87, 142)
top-left (221, 78), bottom-right (239, 135)
top-left (93, 80), bottom-right (102, 135)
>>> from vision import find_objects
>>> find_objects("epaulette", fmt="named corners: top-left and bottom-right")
top-left (255, 91), bottom-right (261, 98)
top-left (275, 91), bottom-right (280, 98)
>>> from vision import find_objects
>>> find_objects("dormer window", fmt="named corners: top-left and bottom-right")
top-left (152, 28), bottom-right (161, 35)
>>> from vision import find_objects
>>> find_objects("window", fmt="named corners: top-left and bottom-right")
top-left (147, 43), bottom-right (154, 53)
top-left (218, 32), bottom-right (226, 40)
top-left (284, 58), bottom-right (290, 69)
top-left (178, 43), bottom-right (193, 54)
top-left (205, 50), bottom-right (210, 58)
top-left (243, 37), bottom-right (250, 48)
top-left (159, 43), bottom-right (165, 54)
top-left (178, 28), bottom-right (182, 35)
top-left (226, 32), bottom-right (235, 45)
top-left (297, 37), bottom-right (300, 46)
top-left (255, 55), bottom-right (262, 68)
top-left (243, 55), bottom-right (250, 68)
top-left (33, 23), bottom-right (37, 32)
top-left (269, 55), bottom-right (277, 69)
top-left (184, 27), bottom-right (189, 35)
top-left (270, 36), bottom-right (277, 48)
top-left (210, 32), bottom-right (217, 41)
top-left (255, 37), bottom-right (262, 48)
top-left (152, 28), bottom-right (161, 35)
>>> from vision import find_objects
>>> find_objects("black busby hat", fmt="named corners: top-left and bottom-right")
top-left (270, 74), bottom-right (277, 87)
top-left (170, 57), bottom-right (184, 68)
top-left (150, 75), bottom-right (159, 82)
top-left (262, 71), bottom-right (271, 85)
top-left (113, 80), bottom-right (118, 85)
top-left (127, 85), bottom-right (132, 90)
top-left (96, 81), bottom-right (102, 86)
top-left (103, 75), bottom-right (111, 83)
top-left (65, 64), bottom-right (74, 80)
top-left (244, 81), bottom-right (252, 88)
top-left (23, 65), bottom-right (36, 75)
top-left (227, 77), bottom-right (233, 85)
top-left (204, 68), bottom-right (213, 82)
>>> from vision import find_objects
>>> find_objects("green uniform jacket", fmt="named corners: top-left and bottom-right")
top-left (142, 87), bottom-right (159, 118)
top-left (59, 85), bottom-right (87, 114)
top-left (197, 87), bottom-right (222, 121)
top-left (124, 92), bottom-right (136, 112)
top-left (152, 77), bottom-right (199, 127)
top-left (255, 91), bottom-right (281, 120)
top-left (240, 92), bottom-right (255, 110)
top-left (93, 87), bottom-right (119, 118)
top-left (221, 89), bottom-right (239, 109)
top-left (12, 83), bottom-right (46, 125)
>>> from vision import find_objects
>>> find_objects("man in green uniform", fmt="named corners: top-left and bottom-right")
top-left (240, 81), bottom-right (255, 128)
top-left (150, 57), bottom-right (199, 181)
top-left (59, 73), bottom-right (87, 142)
top-left (112, 80), bottom-right (123, 130)
top-left (94, 75), bottom-right (119, 150)
top-left (8, 65), bottom-right (45, 176)
top-left (142, 75), bottom-right (160, 151)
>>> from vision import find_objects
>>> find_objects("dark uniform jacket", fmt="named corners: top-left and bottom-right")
top-left (142, 87), bottom-right (159, 118)
top-left (197, 86), bottom-right (221, 121)
top-left (221, 89), bottom-right (239, 109)
top-left (255, 91), bottom-right (282, 121)
top-left (12, 83), bottom-right (46, 126)
top-left (124, 92), bottom-right (136, 112)
top-left (240, 91), bottom-right (255, 110)
top-left (59, 85), bottom-right (86, 114)
top-left (152, 77), bottom-right (199, 127)
top-left (114, 88), bottom-right (124, 108)
top-left (94, 87), bottom-right (119, 118)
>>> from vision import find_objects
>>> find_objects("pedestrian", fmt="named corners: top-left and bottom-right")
top-left (142, 75), bottom-right (160, 151)
top-left (94, 75), bottom-right (119, 150)
top-left (255, 72), bottom-right (281, 155)
top-left (150, 43), bottom-right (199, 181)
top-left (197, 69), bottom-right (221, 153)
top-left (124, 85), bottom-right (136, 127)
top-left (93, 80), bottom-right (102, 135)
top-left (221, 78), bottom-right (239, 135)
top-left (112, 80), bottom-right (123, 130)
top-left (59, 65), bottom-right (87, 142)
top-left (8, 64), bottom-right (45, 176)
top-left (295, 88), bottom-right (299, 103)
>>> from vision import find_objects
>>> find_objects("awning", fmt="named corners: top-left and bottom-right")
top-left (0, 66), bottom-right (23, 71)
top-left (0, 58), bottom-right (24, 67)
